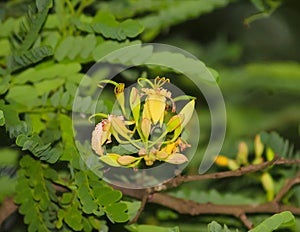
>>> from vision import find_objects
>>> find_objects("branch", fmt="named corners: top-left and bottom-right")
top-left (114, 158), bottom-right (300, 229)
top-left (128, 188), bottom-right (152, 224)
top-left (0, 197), bottom-right (18, 226)
top-left (274, 171), bottom-right (300, 203)
top-left (116, 184), bottom-right (300, 229)
top-left (161, 157), bottom-right (300, 190)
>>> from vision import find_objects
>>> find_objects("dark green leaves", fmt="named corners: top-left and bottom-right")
top-left (16, 134), bottom-right (62, 163)
top-left (7, 46), bottom-right (53, 73)
top-left (74, 170), bottom-right (129, 223)
top-left (74, 12), bottom-right (144, 41)
top-left (8, 0), bottom-right (53, 72)
top-left (15, 155), bottom-right (57, 232)
top-left (260, 131), bottom-right (295, 158)
top-left (54, 35), bottom-right (97, 61)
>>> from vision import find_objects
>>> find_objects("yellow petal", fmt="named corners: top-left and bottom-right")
top-left (142, 100), bottom-right (151, 121)
top-left (147, 95), bottom-right (165, 125)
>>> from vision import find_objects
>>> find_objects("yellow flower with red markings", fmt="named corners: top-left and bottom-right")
top-left (91, 76), bottom-right (196, 168)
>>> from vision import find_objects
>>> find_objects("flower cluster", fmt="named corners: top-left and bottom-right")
top-left (91, 77), bottom-right (195, 168)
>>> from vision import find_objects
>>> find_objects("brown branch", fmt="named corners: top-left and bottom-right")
top-left (239, 213), bottom-right (253, 229)
top-left (0, 197), bottom-right (18, 226)
top-left (114, 158), bottom-right (300, 229)
top-left (117, 186), bottom-right (300, 229)
top-left (274, 171), bottom-right (300, 203)
top-left (128, 188), bottom-right (152, 224)
top-left (162, 157), bottom-right (300, 190)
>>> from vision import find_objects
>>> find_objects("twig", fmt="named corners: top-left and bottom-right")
top-left (239, 213), bottom-right (253, 229)
top-left (274, 171), bottom-right (300, 203)
top-left (128, 188), bottom-right (152, 224)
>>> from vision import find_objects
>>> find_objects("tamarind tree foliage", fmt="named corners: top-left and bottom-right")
top-left (0, 0), bottom-right (300, 231)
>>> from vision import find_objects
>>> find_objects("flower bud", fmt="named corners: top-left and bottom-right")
top-left (117, 155), bottom-right (137, 166)
top-left (166, 114), bottom-right (184, 132)
top-left (141, 118), bottom-right (151, 139)
top-left (165, 153), bottom-right (188, 165)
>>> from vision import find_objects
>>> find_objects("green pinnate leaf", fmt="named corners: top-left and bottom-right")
top-left (6, 85), bottom-right (41, 108)
top-left (64, 202), bottom-right (83, 231)
top-left (249, 211), bottom-right (295, 232)
top-left (105, 202), bottom-right (129, 223)
top-left (60, 192), bottom-right (74, 205)
top-left (94, 187), bottom-right (122, 207)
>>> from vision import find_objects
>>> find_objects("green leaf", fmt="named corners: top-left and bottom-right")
top-left (64, 201), bottom-right (83, 231)
top-left (249, 211), bottom-right (295, 232)
top-left (260, 131), bottom-right (294, 158)
top-left (16, 134), bottom-right (62, 163)
top-left (139, 0), bottom-right (229, 41)
top-left (8, 46), bottom-right (54, 73)
top-left (16, 155), bottom-right (56, 231)
top-left (74, 12), bottom-right (144, 41)
top-left (207, 221), bottom-right (233, 232)
top-left (14, 62), bottom-right (81, 84)
top-left (95, 187), bottom-right (122, 207)
top-left (11, 1), bottom-right (52, 52)
top-left (105, 202), bottom-right (129, 223)
top-left (36, 0), bottom-right (53, 12)
top-left (123, 201), bottom-right (141, 221)
top-left (0, 75), bottom-right (11, 94)
top-left (0, 110), bottom-right (5, 126)
top-left (99, 154), bottom-right (122, 167)
top-left (6, 85), bottom-right (41, 108)
top-left (126, 224), bottom-right (180, 232)
top-left (111, 144), bottom-right (139, 155)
